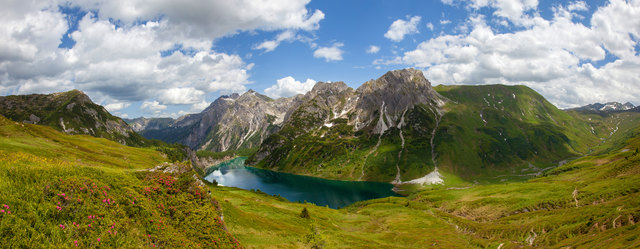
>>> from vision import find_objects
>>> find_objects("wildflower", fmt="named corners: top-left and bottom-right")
top-left (56, 206), bottom-right (62, 211)
top-left (88, 224), bottom-right (92, 228)
top-left (97, 238), bottom-right (101, 242)
top-left (2, 204), bottom-right (8, 209)
top-left (74, 241), bottom-right (78, 247)
top-left (0, 210), bottom-right (4, 213)
top-left (59, 224), bottom-right (65, 229)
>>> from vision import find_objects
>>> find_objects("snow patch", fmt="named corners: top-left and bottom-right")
top-left (404, 168), bottom-right (443, 185)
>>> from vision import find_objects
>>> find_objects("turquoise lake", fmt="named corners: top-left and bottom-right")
top-left (204, 157), bottom-right (401, 209)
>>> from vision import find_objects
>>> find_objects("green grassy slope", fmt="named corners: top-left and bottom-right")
top-left (0, 115), bottom-right (241, 248)
top-left (433, 85), bottom-right (600, 182)
top-left (0, 90), bottom-right (148, 147)
top-left (210, 120), bottom-right (640, 248)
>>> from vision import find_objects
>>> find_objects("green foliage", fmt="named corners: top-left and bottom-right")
top-left (304, 224), bottom-right (325, 249)
top-left (0, 115), bottom-right (243, 248)
top-left (197, 147), bottom-right (258, 160)
top-left (300, 207), bottom-right (310, 219)
top-left (153, 143), bottom-right (188, 162)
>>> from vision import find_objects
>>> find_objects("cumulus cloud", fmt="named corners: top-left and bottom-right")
top-left (314, 42), bottom-right (344, 61)
top-left (158, 87), bottom-right (205, 105)
top-left (0, 0), bottom-right (323, 117)
top-left (390, 0), bottom-right (640, 108)
top-left (385, 16), bottom-right (421, 42)
top-left (366, 45), bottom-right (380, 54)
top-left (105, 102), bottom-right (130, 112)
top-left (567, 1), bottom-right (588, 12)
top-left (141, 100), bottom-right (167, 112)
top-left (426, 22), bottom-right (434, 31)
top-left (264, 76), bottom-right (316, 98)
top-left (254, 30), bottom-right (297, 52)
top-left (442, 0), bottom-right (540, 26)
top-left (70, 0), bottom-right (325, 45)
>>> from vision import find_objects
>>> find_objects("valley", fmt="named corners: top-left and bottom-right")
top-left (1, 69), bottom-right (639, 248)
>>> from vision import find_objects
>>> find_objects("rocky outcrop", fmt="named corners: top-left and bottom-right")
top-left (134, 90), bottom-right (300, 151)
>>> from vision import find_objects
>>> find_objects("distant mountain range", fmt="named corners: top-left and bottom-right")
top-left (128, 69), bottom-right (610, 183)
top-left (3, 68), bottom-right (637, 184)
top-left (571, 102), bottom-right (635, 112)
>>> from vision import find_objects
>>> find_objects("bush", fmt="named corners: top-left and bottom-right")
top-left (300, 207), bottom-right (310, 219)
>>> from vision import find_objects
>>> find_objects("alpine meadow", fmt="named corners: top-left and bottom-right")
top-left (2, 0), bottom-right (640, 248)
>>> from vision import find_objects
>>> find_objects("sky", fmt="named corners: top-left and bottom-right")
top-left (1, 0), bottom-right (639, 118)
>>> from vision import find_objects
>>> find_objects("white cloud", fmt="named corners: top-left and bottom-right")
top-left (367, 45), bottom-right (380, 54)
top-left (567, 1), bottom-right (588, 12)
top-left (426, 22), bottom-right (434, 31)
top-left (265, 76), bottom-right (316, 98)
top-left (190, 100), bottom-right (211, 113)
top-left (394, 0), bottom-right (640, 108)
top-left (70, 0), bottom-right (324, 45)
top-left (314, 43), bottom-right (344, 61)
top-left (105, 102), bottom-right (130, 112)
top-left (385, 16), bottom-right (421, 42)
top-left (0, 0), bottom-right (323, 117)
top-left (141, 100), bottom-right (167, 112)
top-left (254, 30), bottom-right (297, 52)
top-left (443, 0), bottom-right (540, 26)
top-left (158, 87), bottom-right (205, 105)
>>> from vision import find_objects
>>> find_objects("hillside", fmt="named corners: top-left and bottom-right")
top-left (0, 90), bottom-right (146, 146)
top-left (0, 115), bottom-right (242, 248)
top-left (207, 119), bottom-right (640, 248)
top-left (247, 69), bottom-right (601, 185)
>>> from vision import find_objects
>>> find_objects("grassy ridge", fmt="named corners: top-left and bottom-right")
top-left (432, 85), bottom-right (599, 182)
top-left (0, 115), bottom-right (241, 248)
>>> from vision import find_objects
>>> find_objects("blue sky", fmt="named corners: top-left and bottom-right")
top-left (1, 0), bottom-right (639, 118)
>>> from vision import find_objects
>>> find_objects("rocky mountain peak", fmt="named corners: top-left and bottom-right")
top-left (310, 81), bottom-right (350, 94)
top-left (573, 101), bottom-right (636, 112)
top-left (352, 68), bottom-right (447, 133)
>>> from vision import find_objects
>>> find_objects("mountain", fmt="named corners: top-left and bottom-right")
top-left (248, 69), bottom-right (600, 183)
top-left (129, 90), bottom-right (299, 151)
top-left (573, 101), bottom-right (635, 112)
top-left (0, 90), bottom-right (146, 146)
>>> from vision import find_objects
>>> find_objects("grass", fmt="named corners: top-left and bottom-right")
top-left (3, 94), bottom-right (640, 248)
top-left (208, 117), bottom-right (640, 248)
top-left (0, 115), bottom-right (241, 248)
top-left (208, 186), bottom-right (480, 248)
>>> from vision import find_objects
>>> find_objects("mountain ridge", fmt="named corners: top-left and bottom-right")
top-left (0, 89), bottom-right (147, 146)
